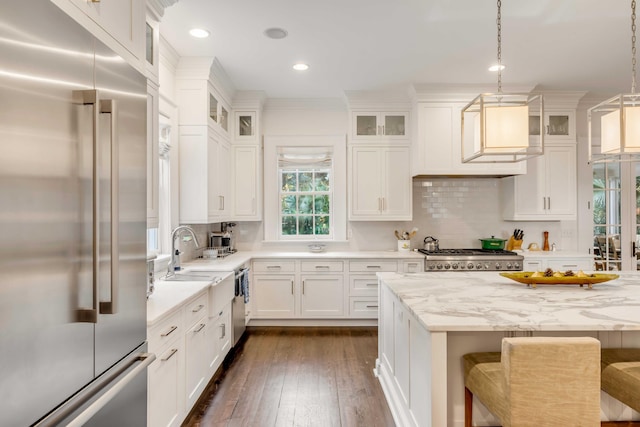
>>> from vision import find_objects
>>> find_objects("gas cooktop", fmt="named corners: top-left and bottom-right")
top-left (418, 248), bottom-right (523, 271)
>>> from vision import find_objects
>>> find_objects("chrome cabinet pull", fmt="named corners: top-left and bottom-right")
top-left (366, 305), bottom-right (379, 309)
top-left (194, 323), bottom-right (205, 333)
top-left (267, 265), bottom-right (281, 270)
top-left (291, 280), bottom-right (294, 295)
top-left (192, 304), bottom-right (204, 313)
top-left (366, 265), bottom-right (381, 269)
top-left (220, 323), bottom-right (226, 338)
top-left (161, 325), bottom-right (178, 337)
top-left (315, 265), bottom-right (330, 269)
top-left (365, 282), bottom-right (378, 286)
top-left (161, 348), bottom-right (178, 362)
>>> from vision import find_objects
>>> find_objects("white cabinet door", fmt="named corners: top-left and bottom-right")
top-left (350, 147), bottom-right (384, 217)
top-left (380, 285), bottom-right (395, 374)
top-left (206, 132), bottom-right (219, 221)
top-left (148, 343), bottom-right (183, 427)
top-left (217, 139), bottom-right (231, 219)
top-left (350, 145), bottom-right (412, 220)
top-left (232, 144), bottom-right (261, 220)
top-left (382, 147), bottom-right (412, 218)
top-left (253, 275), bottom-right (296, 318)
top-left (300, 275), bottom-right (345, 317)
top-left (545, 145), bottom-right (577, 217)
top-left (184, 317), bottom-right (210, 410)
top-left (502, 143), bottom-right (576, 220)
top-left (179, 126), bottom-right (213, 224)
top-left (55, 0), bottom-right (144, 66)
top-left (352, 112), bottom-right (409, 140)
top-left (146, 82), bottom-right (159, 228)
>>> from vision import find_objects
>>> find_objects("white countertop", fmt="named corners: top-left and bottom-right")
top-left (378, 271), bottom-right (640, 333)
top-left (147, 271), bottom-right (234, 326)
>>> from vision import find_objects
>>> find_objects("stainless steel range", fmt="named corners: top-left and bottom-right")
top-left (418, 249), bottom-right (524, 271)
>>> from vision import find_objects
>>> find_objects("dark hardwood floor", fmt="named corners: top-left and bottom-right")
top-left (183, 327), bottom-right (395, 427)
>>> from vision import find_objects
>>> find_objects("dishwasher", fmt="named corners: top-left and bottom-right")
top-left (233, 265), bottom-right (250, 346)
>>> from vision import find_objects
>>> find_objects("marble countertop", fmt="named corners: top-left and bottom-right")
top-left (182, 250), bottom-right (423, 272)
top-left (379, 271), bottom-right (640, 332)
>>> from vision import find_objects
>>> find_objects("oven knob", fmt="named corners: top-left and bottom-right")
top-left (452, 263), bottom-right (459, 269)
top-left (428, 264), bottom-right (436, 270)
top-left (444, 264), bottom-right (451, 270)
top-left (477, 263), bottom-right (483, 270)
top-left (506, 263), bottom-right (513, 269)
top-left (484, 263), bottom-right (490, 270)
top-left (514, 262), bottom-right (521, 270)
top-left (495, 263), bottom-right (501, 270)
top-left (467, 263), bottom-right (474, 269)
top-left (436, 264), bottom-right (443, 270)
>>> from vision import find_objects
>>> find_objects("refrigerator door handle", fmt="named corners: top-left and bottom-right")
top-left (98, 99), bottom-right (118, 315)
top-left (72, 89), bottom-right (100, 324)
top-left (33, 351), bottom-right (156, 427)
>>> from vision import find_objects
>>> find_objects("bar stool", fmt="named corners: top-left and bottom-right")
top-left (601, 348), bottom-right (640, 414)
top-left (463, 336), bottom-right (601, 427)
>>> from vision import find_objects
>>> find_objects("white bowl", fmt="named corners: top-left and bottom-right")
top-left (308, 244), bottom-right (326, 253)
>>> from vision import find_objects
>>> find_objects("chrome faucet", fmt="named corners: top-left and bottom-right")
top-left (167, 225), bottom-right (200, 276)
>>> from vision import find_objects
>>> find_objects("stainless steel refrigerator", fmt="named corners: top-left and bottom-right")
top-left (0, 1), bottom-right (153, 425)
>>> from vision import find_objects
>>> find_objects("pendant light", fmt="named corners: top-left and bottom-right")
top-left (588, 0), bottom-right (640, 163)
top-left (461, 0), bottom-right (544, 163)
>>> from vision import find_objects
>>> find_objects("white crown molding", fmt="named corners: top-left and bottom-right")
top-left (209, 58), bottom-right (236, 104)
top-left (410, 83), bottom-right (537, 103)
top-left (147, 0), bottom-right (180, 18)
top-left (159, 35), bottom-right (180, 71)
top-left (344, 88), bottom-right (412, 110)
top-left (264, 98), bottom-right (347, 111)
top-left (233, 91), bottom-right (267, 110)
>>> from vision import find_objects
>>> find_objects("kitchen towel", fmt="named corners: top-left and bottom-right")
top-left (241, 269), bottom-right (250, 304)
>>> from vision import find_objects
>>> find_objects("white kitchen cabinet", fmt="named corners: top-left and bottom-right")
top-left (413, 104), bottom-right (526, 176)
top-left (300, 275), bottom-right (345, 317)
top-left (379, 284), bottom-right (395, 374)
top-left (146, 81), bottom-right (159, 228)
top-left (52, 0), bottom-right (144, 70)
top-left (529, 110), bottom-right (576, 142)
top-left (253, 274), bottom-right (296, 318)
top-left (522, 253), bottom-right (594, 272)
top-left (231, 144), bottom-right (261, 220)
top-left (179, 126), bottom-right (230, 224)
top-left (394, 301), bottom-right (411, 406)
top-left (144, 8), bottom-right (160, 85)
top-left (148, 341), bottom-right (184, 427)
top-left (234, 111), bottom-right (257, 141)
top-left (184, 294), bottom-right (210, 410)
top-left (349, 145), bottom-right (412, 220)
top-left (208, 301), bottom-right (231, 376)
top-left (501, 143), bottom-right (577, 220)
top-left (351, 111), bottom-right (409, 140)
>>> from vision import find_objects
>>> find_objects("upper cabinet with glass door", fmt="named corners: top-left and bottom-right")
top-left (208, 90), bottom-right (230, 135)
top-left (529, 110), bottom-right (576, 142)
top-left (351, 111), bottom-right (409, 141)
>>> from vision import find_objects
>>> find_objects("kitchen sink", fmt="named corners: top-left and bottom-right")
top-left (162, 271), bottom-right (221, 282)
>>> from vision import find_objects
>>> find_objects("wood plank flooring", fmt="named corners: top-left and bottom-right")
top-left (183, 327), bottom-right (395, 427)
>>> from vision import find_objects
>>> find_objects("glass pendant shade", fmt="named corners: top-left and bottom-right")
top-left (589, 94), bottom-right (640, 163)
top-left (462, 93), bottom-right (544, 163)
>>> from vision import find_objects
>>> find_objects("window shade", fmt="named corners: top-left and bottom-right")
top-left (277, 147), bottom-right (333, 168)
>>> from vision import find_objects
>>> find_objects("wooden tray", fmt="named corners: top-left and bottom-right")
top-left (499, 272), bottom-right (619, 289)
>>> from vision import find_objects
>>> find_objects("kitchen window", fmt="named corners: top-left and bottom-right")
top-left (263, 135), bottom-right (347, 242)
top-left (279, 163), bottom-right (332, 238)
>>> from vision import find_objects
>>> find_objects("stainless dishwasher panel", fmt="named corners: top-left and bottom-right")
top-left (233, 267), bottom-right (249, 346)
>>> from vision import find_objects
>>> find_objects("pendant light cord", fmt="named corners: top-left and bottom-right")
top-left (497, 0), bottom-right (502, 94)
top-left (632, 0), bottom-right (637, 94)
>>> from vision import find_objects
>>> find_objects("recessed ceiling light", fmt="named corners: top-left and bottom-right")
top-left (292, 63), bottom-right (309, 71)
top-left (189, 28), bottom-right (210, 38)
top-left (264, 27), bottom-right (288, 39)
top-left (488, 64), bottom-right (506, 72)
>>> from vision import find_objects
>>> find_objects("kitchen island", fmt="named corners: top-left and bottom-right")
top-left (376, 271), bottom-right (640, 427)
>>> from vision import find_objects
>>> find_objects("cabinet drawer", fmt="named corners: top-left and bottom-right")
top-left (349, 275), bottom-right (379, 296)
top-left (184, 292), bottom-right (208, 329)
top-left (253, 260), bottom-right (296, 273)
top-left (548, 259), bottom-right (592, 271)
top-left (301, 260), bottom-right (344, 272)
top-left (402, 260), bottom-right (423, 273)
top-left (349, 260), bottom-right (398, 272)
top-left (350, 297), bottom-right (379, 319)
top-left (148, 309), bottom-right (183, 353)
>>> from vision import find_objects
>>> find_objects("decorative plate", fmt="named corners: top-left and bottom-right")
top-left (499, 272), bottom-right (619, 289)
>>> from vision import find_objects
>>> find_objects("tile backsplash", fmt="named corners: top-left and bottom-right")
top-left (411, 177), bottom-right (564, 249)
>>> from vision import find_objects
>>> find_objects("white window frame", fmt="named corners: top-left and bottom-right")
top-left (264, 135), bottom-right (347, 242)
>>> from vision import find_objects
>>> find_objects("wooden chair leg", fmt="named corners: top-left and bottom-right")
top-left (465, 387), bottom-right (473, 427)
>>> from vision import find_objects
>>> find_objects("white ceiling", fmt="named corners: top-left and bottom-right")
top-left (160, 0), bottom-right (632, 99)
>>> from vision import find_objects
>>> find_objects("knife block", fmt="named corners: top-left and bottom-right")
top-left (506, 237), bottom-right (523, 251)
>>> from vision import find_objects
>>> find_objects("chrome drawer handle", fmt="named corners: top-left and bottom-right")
top-left (160, 325), bottom-right (178, 337)
top-left (267, 265), bottom-right (281, 269)
top-left (366, 265), bottom-right (381, 269)
top-left (365, 282), bottom-right (378, 286)
top-left (192, 304), bottom-right (204, 313)
top-left (315, 265), bottom-right (330, 269)
top-left (161, 348), bottom-right (178, 362)
top-left (193, 323), bottom-right (206, 333)
top-left (366, 305), bottom-right (379, 309)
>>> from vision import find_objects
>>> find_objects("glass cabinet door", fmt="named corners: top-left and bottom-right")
top-left (356, 115), bottom-right (378, 136)
top-left (384, 115), bottom-right (406, 136)
top-left (236, 112), bottom-right (255, 138)
top-left (209, 94), bottom-right (218, 122)
top-left (547, 114), bottom-right (570, 136)
top-left (220, 106), bottom-right (228, 131)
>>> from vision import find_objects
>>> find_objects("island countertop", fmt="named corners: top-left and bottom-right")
top-left (378, 271), bottom-right (640, 332)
